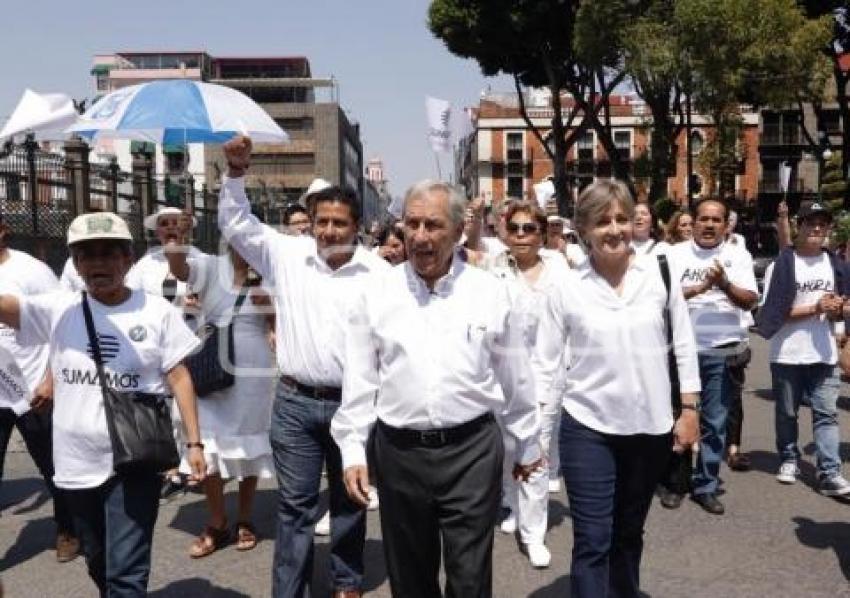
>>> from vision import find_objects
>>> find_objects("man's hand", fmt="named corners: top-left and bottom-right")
top-left (185, 446), bottom-right (206, 484)
top-left (819, 293), bottom-right (843, 319)
top-left (672, 410), bottom-right (699, 453)
top-left (30, 372), bottom-right (53, 414)
top-left (705, 260), bottom-right (727, 288)
top-left (343, 465), bottom-right (371, 509)
top-left (223, 135), bottom-right (252, 177)
top-left (513, 457), bottom-right (545, 482)
top-left (776, 200), bottom-right (789, 219)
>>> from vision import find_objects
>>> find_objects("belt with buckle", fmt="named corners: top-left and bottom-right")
top-left (377, 412), bottom-right (494, 448)
top-left (280, 375), bottom-right (342, 402)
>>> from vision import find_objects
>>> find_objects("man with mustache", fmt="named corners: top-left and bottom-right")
top-left (666, 199), bottom-right (758, 515)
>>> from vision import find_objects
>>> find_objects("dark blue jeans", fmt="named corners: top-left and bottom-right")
top-left (64, 471), bottom-right (160, 598)
top-left (692, 352), bottom-right (731, 496)
top-left (270, 382), bottom-right (365, 597)
top-left (560, 410), bottom-right (671, 598)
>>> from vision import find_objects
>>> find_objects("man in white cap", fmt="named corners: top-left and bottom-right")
top-left (127, 207), bottom-right (200, 303)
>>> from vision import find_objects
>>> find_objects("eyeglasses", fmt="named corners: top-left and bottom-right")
top-left (506, 222), bottom-right (541, 235)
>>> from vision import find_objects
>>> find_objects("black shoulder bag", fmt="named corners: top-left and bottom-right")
top-left (657, 255), bottom-right (682, 412)
top-left (184, 283), bottom-right (250, 398)
top-left (81, 292), bottom-right (179, 474)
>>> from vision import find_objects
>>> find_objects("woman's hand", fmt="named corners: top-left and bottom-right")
top-left (672, 410), bottom-right (699, 453)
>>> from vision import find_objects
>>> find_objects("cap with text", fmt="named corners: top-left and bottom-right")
top-left (796, 201), bottom-right (832, 223)
top-left (67, 212), bottom-right (132, 246)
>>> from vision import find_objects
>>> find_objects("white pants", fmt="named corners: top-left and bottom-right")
top-left (501, 403), bottom-right (561, 545)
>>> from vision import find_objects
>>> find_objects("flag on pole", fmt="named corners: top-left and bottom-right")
top-left (426, 96), bottom-right (452, 153)
top-left (533, 179), bottom-right (556, 210)
top-left (779, 162), bottom-right (792, 194)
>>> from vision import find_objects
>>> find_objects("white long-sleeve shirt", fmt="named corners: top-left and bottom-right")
top-left (218, 176), bottom-right (389, 386)
top-left (536, 253), bottom-right (701, 436)
top-left (331, 255), bottom-right (541, 469)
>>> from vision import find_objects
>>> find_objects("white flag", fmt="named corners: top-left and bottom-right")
top-left (426, 96), bottom-right (452, 153)
top-left (0, 345), bottom-right (31, 416)
top-left (780, 162), bottom-right (792, 193)
top-left (533, 180), bottom-right (555, 210)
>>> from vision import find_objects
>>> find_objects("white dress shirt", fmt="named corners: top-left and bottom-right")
top-left (536, 253), bottom-right (701, 436)
top-left (482, 249), bottom-right (571, 410)
top-left (125, 245), bottom-right (202, 300)
top-left (218, 176), bottom-right (389, 387)
top-left (331, 255), bottom-right (541, 469)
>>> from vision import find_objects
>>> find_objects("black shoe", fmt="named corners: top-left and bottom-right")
top-left (692, 492), bottom-right (725, 515)
top-left (658, 487), bottom-right (684, 509)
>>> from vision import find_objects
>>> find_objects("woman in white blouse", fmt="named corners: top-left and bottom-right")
top-left (537, 180), bottom-right (701, 598)
top-left (479, 200), bottom-right (569, 569)
top-left (165, 241), bottom-right (276, 557)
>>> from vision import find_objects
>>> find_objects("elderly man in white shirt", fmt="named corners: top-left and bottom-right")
top-left (332, 180), bottom-right (542, 598)
top-left (220, 137), bottom-right (388, 598)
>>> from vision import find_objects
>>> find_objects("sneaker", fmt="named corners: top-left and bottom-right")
top-left (315, 511), bottom-right (331, 537)
top-left (159, 476), bottom-right (187, 504)
top-left (547, 478), bottom-right (561, 494)
top-left (55, 532), bottom-right (79, 563)
top-left (818, 474), bottom-right (850, 497)
top-left (525, 543), bottom-right (551, 568)
top-left (691, 492), bottom-right (725, 515)
top-left (367, 487), bottom-right (379, 511)
top-left (499, 514), bottom-right (517, 535)
top-left (776, 461), bottom-right (800, 484)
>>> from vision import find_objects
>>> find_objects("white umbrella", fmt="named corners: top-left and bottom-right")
top-left (0, 89), bottom-right (78, 142)
top-left (68, 80), bottom-right (289, 144)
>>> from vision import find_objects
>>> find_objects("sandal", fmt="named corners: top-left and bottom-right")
top-left (727, 452), bottom-right (751, 472)
top-left (235, 521), bottom-right (258, 551)
top-left (189, 524), bottom-right (230, 558)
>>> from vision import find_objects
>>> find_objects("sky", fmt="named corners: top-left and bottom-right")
top-left (0, 0), bottom-right (511, 196)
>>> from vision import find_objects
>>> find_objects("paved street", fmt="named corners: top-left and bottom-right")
top-left (1, 336), bottom-right (848, 597)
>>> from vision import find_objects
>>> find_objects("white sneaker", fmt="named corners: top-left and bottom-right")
top-left (819, 473), bottom-right (850, 497)
top-left (776, 461), bottom-right (800, 484)
top-left (499, 514), bottom-right (517, 534)
top-left (548, 478), bottom-right (561, 494)
top-left (525, 543), bottom-right (551, 568)
top-left (314, 511), bottom-right (330, 536)
top-left (367, 487), bottom-right (380, 511)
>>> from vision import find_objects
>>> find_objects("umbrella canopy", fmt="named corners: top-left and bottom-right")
top-left (68, 79), bottom-right (288, 145)
top-left (0, 89), bottom-right (78, 141)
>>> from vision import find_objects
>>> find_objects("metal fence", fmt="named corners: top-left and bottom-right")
top-left (0, 137), bottom-right (221, 273)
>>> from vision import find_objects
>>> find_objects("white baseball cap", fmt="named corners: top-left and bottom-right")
top-left (67, 212), bottom-right (132, 246)
top-left (143, 206), bottom-right (197, 232)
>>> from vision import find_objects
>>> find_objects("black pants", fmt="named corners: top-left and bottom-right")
top-left (0, 407), bottom-right (73, 533)
top-left (373, 415), bottom-right (503, 598)
top-left (726, 360), bottom-right (747, 448)
top-left (560, 411), bottom-right (671, 598)
top-left (659, 402), bottom-right (692, 496)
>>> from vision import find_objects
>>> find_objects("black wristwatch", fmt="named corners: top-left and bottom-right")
top-left (186, 442), bottom-right (205, 450)
top-left (680, 402), bottom-right (701, 413)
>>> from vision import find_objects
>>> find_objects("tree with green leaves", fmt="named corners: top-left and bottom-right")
top-left (675, 0), bottom-right (831, 198)
top-left (427, 0), bottom-right (630, 214)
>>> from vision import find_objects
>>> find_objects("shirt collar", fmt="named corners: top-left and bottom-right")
top-left (404, 250), bottom-right (465, 298)
top-left (305, 240), bottom-right (372, 274)
top-left (578, 249), bottom-right (643, 280)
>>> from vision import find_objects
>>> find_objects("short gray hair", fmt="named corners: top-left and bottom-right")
top-left (574, 179), bottom-right (635, 238)
top-left (402, 180), bottom-right (466, 226)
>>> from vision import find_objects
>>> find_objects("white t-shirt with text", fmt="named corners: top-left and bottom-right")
top-left (668, 240), bottom-right (757, 351)
top-left (18, 290), bottom-right (200, 489)
top-left (764, 254), bottom-right (838, 365)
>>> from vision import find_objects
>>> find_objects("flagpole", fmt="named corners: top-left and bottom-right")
top-left (434, 151), bottom-right (443, 181)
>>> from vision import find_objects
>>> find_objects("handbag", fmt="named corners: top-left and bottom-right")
top-left (184, 282), bottom-right (250, 398)
top-left (81, 292), bottom-right (179, 474)
top-left (657, 255), bottom-right (682, 412)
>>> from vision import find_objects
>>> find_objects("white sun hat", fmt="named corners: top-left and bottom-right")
top-left (143, 206), bottom-right (197, 231)
top-left (67, 212), bottom-right (132, 246)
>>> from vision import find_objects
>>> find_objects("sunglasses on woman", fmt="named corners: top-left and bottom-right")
top-left (506, 222), bottom-right (541, 235)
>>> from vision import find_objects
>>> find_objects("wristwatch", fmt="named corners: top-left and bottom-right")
top-left (680, 402), bottom-right (701, 413)
top-left (186, 442), bottom-right (205, 450)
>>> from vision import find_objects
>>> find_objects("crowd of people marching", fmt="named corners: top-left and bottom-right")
top-left (0, 133), bottom-right (848, 597)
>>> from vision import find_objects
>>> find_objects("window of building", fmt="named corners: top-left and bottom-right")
top-left (614, 130), bottom-right (632, 161)
top-left (275, 117), bottom-right (315, 139)
top-left (689, 131), bottom-right (704, 156)
top-left (251, 153), bottom-right (316, 176)
top-left (164, 149), bottom-right (186, 174)
top-left (506, 132), bottom-right (524, 161)
top-left (821, 109), bottom-right (841, 135)
top-left (96, 74), bottom-right (109, 92)
top-left (506, 163), bottom-right (524, 198)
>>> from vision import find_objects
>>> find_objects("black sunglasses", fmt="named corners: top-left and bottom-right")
top-left (506, 222), bottom-right (541, 235)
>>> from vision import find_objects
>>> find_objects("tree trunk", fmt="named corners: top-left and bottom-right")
top-left (549, 91), bottom-right (571, 216)
top-left (644, 92), bottom-right (676, 204)
top-left (835, 60), bottom-right (850, 209)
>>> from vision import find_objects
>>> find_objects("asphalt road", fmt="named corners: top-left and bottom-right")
top-left (1, 335), bottom-right (848, 597)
